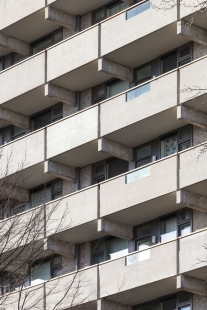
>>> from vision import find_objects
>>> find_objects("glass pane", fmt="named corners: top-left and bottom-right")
top-left (161, 134), bottom-right (177, 158)
top-left (32, 111), bottom-right (51, 131)
top-left (126, 167), bottom-right (150, 184)
top-left (179, 223), bottom-right (191, 237)
top-left (136, 224), bottom-right (151, 238)
top-left (161, 217), bottom-right (177, 242)
top-left (127, 241), bottom-right (150, 265)
top-left (107, 158), bottom-right (127, 179)
top-left (126, 83), bottom-right (150, 101)
top-left (12, 53), bottom-right (26, 65)
top-left (31, 186), bottom-right (52, 207)
top-left (161, 297), bottom-right (176, 310)
top-left (178, 209), bottom-right (191, 222)
top-left (94, 175), bottom-right (105, 184)
top-left (180, 306), bottom-right (190, 310)
top-left (92, 239), bottom-right (105, 252)
top-left (0, 130), bottom-right (2, 145)
top-left (127, 1), bottom-right (150, 20)
top-left (107, 80), bottom-right (129, 98)
top-left (32, 37), bottom-right (52, 55)
top-left (31, 261), bottom-right (50, 285)
top-left (53, 256), bottom-right (61, 266)
top-left (95, 85), bottom-right (105, 98)
top-left (53, 180), bottom-right (62, 192)
top-left (52, 266), bottom-right (62, 278)
top-left (107, 3), bottom-right (129, 17)
top-left (180, 46), bottom-right (190, 58)
top-left (137, 145), bottom-right (151, 160)
top-left (53, 30), bottom-right (62, 44)
top-left (53, 192), bottom-right (62, 200)
top-left (179, 126), bottom-right (192, 140)
top-left (136, 64), bottom-right (151, 82)
top-left (161, 51), bottom-right (177, 74)
top-left (134, 304), bottom-right (151, 310)
top-left (108, 238), bottom-right (128, 260)
top-left (179, 141), bottom-right (191, 151)
top-left (95, 9), bottom-right (105, 22)
top-left (137, 158), bottom-right (151, 168)
top-left (94, 253), bottom-right (105, 264)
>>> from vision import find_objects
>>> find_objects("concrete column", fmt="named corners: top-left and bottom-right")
top-left (177, 106), bottom-right (207, 129)
top-left (44, 160), bottom-right (76, 181)
top-left (0, 184), bottom-right (29, 202)
top-left (98, 218), bottom-right (133, 240)
top-left (0, 32), bottom-right (30, 55)
top-left (45, 83), bottom-right (76, 107)
top-left (44, 238), bottom-right (75, 258)
top-left (177, 190), bottom-right (207, 212)
top-left (98, 138), bottom-right (133, 162)
top-left (45, 6), bottom-right (76, 30)
top-left (177, 275), bottom-right (207, 296)
top-left (98, 299), bottom-right (132, 310)
top-left (0, 107), bottom-right (29, 128)
top-left (98, 58), bottom-right (133, 82)
top-left (177, 20), bottom-right (207, 46)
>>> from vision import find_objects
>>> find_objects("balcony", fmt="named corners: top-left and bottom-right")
top-left (46, 185), bottom-right (102, 244)
top-left (99, 240), bottom-right (178, 305)
top-left (100, 155), bottom-right (178, 226)
top-left (179, 144), bottom-right (207, 197)
top-left (100, 1), bottom-right (189, 69)
top-left (179, 228), bottom-right (207, 281)
top-left (46, 105), bottom-right (108, 167)
top-left (180, 56), bottom-right (207, 114)
top-left (0, 52), bottom-right (56, 117)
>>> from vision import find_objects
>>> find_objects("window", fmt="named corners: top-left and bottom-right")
top-left (0, 58), bottom-right (3, 71)
top-left (161, 216), bottom-right (177, 243)
top-left (31, 28), bottom-right (62, 55)
top-left (93, 79), bottom-right (129, 104)
top-left (135, 63), bottom-right (152, 85)
top-left (30, 179), bottom-right (62, 208)
top-left (31, 103), bottom-right (63, 131)
top-left (93, 158), bottom-right (128, 184)
top-left (126, 0), bottom-right (150, 20)
top-left (93, 1), bottom-right (129, 24)
top-left (12, 126), bottom-right (27, 140)
top-left (92, 237), bottom-right (128, 264)
top-left (136, 144), bottom-right (152, 167)
top-left (133, 292), bottom-right (192, 310)
top-left (31, 255), bottom-right (62, 286)
top-left (160, 44), bottom-right (192, 74)
top-left (161, 125), bottom-right (192, 158)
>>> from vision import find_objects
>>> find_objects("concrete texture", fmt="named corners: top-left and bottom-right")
top-left (177, 105), bottom-right (207, 129)
top-left (62, 179), bottom-right (76, 196)
top-left (176, 190), bottom-right (207, 212)
top-left (63, 103), bottom-right (77, 118)
top-left (44, 238), bottom-right (75, 258)
top-left (44, 160), bottom-right (76, 181)
top-left (81, 12), bottom-right (93, 31)
top-left (98, 218), bottom-right (133, 240)
top-left (193, 42), bottom-right (207, 59)
top-left (98, 57), bottom-right (133, 82)
top-left (62, 255), bottom-right (76, 274)
top-left (80, 88), bottom-right (92, 110)
top-left (193, 210), bottom-right (207, 231)
top-left (0, 32), bottom-right (30, 55)
top-left (177, 20), bottom-right (207, 46)
top-left (0, 184), bottom-right (29, 201)
top-left (79, 242), bottom-right (92, 269)
top-left (193, 294), bottom-right (207, 310)
top-left (63, 27), bottom-right (76, 40)
top-left (45, 6), bottom-right (76, 30)
top-left (45, 83), bottom-right (76, 106)
top-left (80, 165), bottom-right (92, 190)
top-left (177, 275), bottom-right (207, 296)
top-left (193, 126), bottom-right (207, 145)
top-left (98, 138), bottom-right (133, 162)
top-left (0, 107), bottom-right (29, 128)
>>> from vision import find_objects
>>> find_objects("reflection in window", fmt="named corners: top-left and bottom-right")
top-left (126, 83), bottom-right (150, 101)
top-left (161, 134), bottom-right (177, 158)
top-left (126, 0), bottom-right (150, 19)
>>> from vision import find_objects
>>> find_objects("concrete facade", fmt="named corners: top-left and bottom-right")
top-left (1, 1), bottom-right (207, 310)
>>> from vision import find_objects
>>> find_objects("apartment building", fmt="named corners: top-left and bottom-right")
top-left (0, 0), bottom-right (207, 309)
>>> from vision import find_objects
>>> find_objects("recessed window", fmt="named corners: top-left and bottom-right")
top-left (135, 64), bottom-right (152, 84)
top-left (126, 0), bottom-right (150, 20)
top-left (107, 80), bottom-right (129, 98)
top-left (0, 58), bottom-right (3, 71)
top-left (126, 83), bottom-right (150, 102)
top-left (161, 296), bottom-right (176, 310)
top-left (12, 126), bottom-right (26, 140)
top-left (161, 51), bottom-right (177, 74)
top-left (31, 28), bottom-right (62, 55)
top-left (12, 53), bottom-right (27, 65)
top-left (161, 216), bottom-right (177, 242)
top-left (107, 1), bottom-right (129, 17)
top-left (161, 133), bottom-right (177, 157)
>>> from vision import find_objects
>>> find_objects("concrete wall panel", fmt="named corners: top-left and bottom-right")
top-left (47, 26), bottom-right (99, 81)
top-left (0, 0), bottom-right (45, 30)
top-left (99, 241), bottom-right (177, 297)
top-left (46, 106), bottom-right (98, 159)
top-left (0, 53), bottom-right (45, 104)
top-left (100, 156), bottom-right (177, 217)
top-left (101, 3), bottom-right (177, 56)
top-left (101, 72), bottom-right (177, 136)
